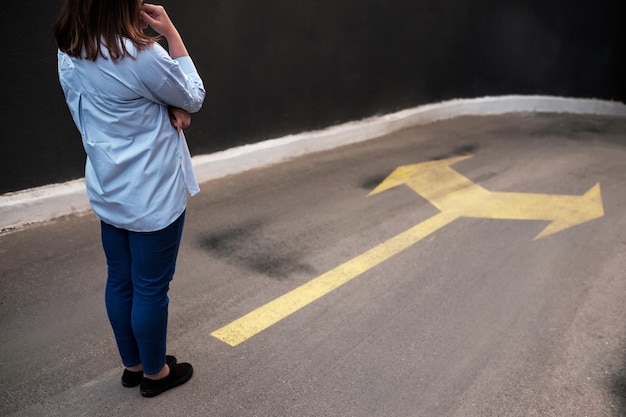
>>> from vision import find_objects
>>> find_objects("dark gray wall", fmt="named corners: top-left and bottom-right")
top-left (1, 0), bottom-right (624, 194)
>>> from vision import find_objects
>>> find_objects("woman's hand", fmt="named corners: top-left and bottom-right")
top-left (140, 4), bottom-right (177, 38)
top-left (140, 3), bottom-right (189, 58)
top-left (168, 106), bottom-right (191, 131)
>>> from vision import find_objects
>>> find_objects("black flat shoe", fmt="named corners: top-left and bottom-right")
top-left (121, 355), bottom-right (177, 388)
top-left (140, 362), bottom-right (193, 398)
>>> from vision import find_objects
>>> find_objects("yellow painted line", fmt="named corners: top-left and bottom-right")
top-left (212, 155), bottom-right (604, 346)
top-left (211, 211), bottom-right (458, 346)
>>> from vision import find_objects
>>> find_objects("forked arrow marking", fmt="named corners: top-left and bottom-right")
top-left (370, 155), bottom-right (604, 240)
top-left (211, 155), bottom-right (604, 346)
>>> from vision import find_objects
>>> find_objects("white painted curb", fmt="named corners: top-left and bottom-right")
top-left (2, 95), bottom-right (625, 232)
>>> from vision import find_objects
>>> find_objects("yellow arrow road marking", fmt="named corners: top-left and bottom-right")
top-left (370, 155), bottom-right (604, 239)
top-left (211, 155), bottom-right (604, 346)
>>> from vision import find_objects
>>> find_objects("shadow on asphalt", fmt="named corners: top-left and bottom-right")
top-left (609, 338), bottom-right (626, 417)
top-left (197, 217), bottom-right (317, 281)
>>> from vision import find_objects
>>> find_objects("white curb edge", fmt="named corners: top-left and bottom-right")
top-left (2, 95), bottom-right (625, 232)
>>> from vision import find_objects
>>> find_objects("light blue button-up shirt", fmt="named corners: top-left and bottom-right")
top-left (58, 39), bottom-right (205, 232)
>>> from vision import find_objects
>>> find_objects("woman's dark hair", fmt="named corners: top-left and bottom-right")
top-left (54, 0), bottom-right (158, 62)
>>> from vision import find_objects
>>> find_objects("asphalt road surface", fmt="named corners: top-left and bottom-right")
top-left (2, 113), bottom-right (626, 416)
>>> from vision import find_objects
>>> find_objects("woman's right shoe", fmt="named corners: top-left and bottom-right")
top-left (140, 362), bottom-right (193, 398)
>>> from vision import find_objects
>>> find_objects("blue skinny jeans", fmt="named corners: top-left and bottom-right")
top-left (100, 211), bottom-right (185, 375)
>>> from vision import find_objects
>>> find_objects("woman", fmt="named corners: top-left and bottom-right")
top-left (54, 0), bottom-right (205, 397)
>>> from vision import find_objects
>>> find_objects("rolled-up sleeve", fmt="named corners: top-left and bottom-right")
top-left (139, 44), bottom-right (206, 113)
top-left (174, 57), bottom-right (204, 112)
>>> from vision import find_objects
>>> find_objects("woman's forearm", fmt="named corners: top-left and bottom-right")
top-left (164, 29), bottom-right (189, 59)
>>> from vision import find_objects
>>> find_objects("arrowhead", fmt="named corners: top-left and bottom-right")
top-left (368, 165), bottom-right (415, 196)
top-left (533, 183), bottom-right (604, 240)
top-left (369, 155), bottom-right (473, 196)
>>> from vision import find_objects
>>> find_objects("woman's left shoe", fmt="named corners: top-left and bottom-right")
top-left (121, 355), bottom-right (177, 387)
